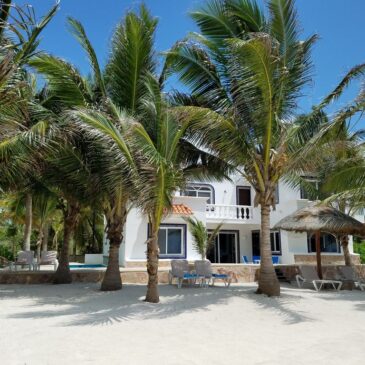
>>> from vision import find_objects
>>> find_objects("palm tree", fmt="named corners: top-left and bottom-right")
top-left (184, 216), bottom-right (222, 260)
top-left (29, 6), bottom-right (158, 290)
top-left (130, 75), bottom-right (230, 303)
top-left (165, 0), bottom-right (365, 296)
top-left (0, 1), bottom-right (59, 251)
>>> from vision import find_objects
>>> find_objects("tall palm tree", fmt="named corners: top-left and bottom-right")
top-left (0, 1), bottom-right (59, 251)
top-left (165, 0), bottom-right (365, 296)
top-left (130, 76), bottom-right (230, 303)
top-left (29, 5), bottom-right (158, 291)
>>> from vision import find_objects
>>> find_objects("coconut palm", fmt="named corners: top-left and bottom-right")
top-left (165, 0), bottom-right (365, 296)
top-left (29, 5), bottom-right (158, 291)
top-left (0, 1), bottom-right (59, 251)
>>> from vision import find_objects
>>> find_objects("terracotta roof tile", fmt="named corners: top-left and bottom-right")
top-left (164, 204), bottom-right (193, 216)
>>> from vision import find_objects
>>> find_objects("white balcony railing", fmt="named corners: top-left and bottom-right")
top-left (206, 204), bottom-right (253, 221)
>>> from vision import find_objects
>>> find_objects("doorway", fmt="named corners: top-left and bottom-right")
top-left (207, 231), bottom-right (239, 263)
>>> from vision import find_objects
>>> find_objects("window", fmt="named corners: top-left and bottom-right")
top-left (252, 230), bottom-right (282, 255)
top-left (308, 233), bottom-right (339, 253)
top-left (182, 184), bottom-right (214, 204)
top-left (300, 176), bottom-right (319, 200)
top-left (270, 231), bottom-right (281, 254)
top-left (157, 225), bottom-right (186, 258)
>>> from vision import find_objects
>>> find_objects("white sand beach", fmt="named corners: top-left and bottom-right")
top-left (0, 283), bottom-right (364, 365)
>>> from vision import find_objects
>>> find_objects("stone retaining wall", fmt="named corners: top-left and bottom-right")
top-left (294, 254), bottom-right (361, 265)
top-left (1, 264), bottom-right (364, 284)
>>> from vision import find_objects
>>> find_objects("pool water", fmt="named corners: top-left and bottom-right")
top-left (69, 264), bottom-right (106, 269)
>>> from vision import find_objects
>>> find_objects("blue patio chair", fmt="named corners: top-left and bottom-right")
top-left (252, 255), bottom-right (261, 264)
top-left (242, 255), bottom-right (250, 264)
top-left (169, 259), bottom-right (198, 288)
top-left (195, 260), bottom-right (231, 288)
top-left (272, 256), bottom-right (280, 264)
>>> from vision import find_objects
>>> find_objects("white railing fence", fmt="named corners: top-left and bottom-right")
top-left (206, 204), bottom-right (253, 221)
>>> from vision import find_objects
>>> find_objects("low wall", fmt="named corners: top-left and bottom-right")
top-left (294, 254), bottom-right (361, 265)
top-left (1, 264), bottom-right (364, 285)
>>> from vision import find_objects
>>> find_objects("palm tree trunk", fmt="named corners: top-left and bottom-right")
top-left (100, 217), bottom-right (125, 291)
top-left (23, 193), bottom-right (32, 251)
top-left (341, 235), bottom-right (352, 266)
top-left (100, 210), bottom-right (126, 291)
top-left (257, 204), bottom-right (280, 296)
top-left (36, 227), bottom-right (44, 263)
top-left (53, 202), bottom-right (80, 284)
top-left (42, 223), bottom-right (49, 252)
top-left (145, 222), bottom-right (160, 303)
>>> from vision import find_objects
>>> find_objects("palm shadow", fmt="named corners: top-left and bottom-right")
top-left (1, 282), bottom-right (321, 326)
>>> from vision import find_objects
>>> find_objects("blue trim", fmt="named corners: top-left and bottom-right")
top-left (147, 223), bottom-right (187, 259)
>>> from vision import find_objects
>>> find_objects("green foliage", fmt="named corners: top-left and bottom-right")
top-left (184, 216), bottom-right (222, 260)
top-left (353, 241), bottom-right (365, 264)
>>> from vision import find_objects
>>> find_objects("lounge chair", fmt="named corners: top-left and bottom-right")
top-left (242, 255), bottom-right (250, 264)
top-left (252, 255), bottom-right (261, 264)
top-left (169, 260), bottom-right (197, 288)
top-left (34, 251), bottom-right (59, 271)
top-left (272, 256), bottom-right (280, 265)
top-left (194, 260), bottom-right (231, 288)
top-left (296, 265), bottom-right (342, 291)
top-left (10, 251), bottom-right (34, 271)
top-left (338, 266), bottom-right (365, 291)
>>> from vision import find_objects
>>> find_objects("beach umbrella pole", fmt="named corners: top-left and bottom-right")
top-left (315, 231), bottom-right (323, 279)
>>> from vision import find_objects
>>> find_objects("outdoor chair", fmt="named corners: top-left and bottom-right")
top-left (252, 256), bottom-right (261, 264)
top-left (272, 256), bottom-right (280, 265)
top-left (296, 265), bottom-right (342, 292)
top-left (169, 260), bottom-right (198, 288)
top-left (338, 266), bottom-right (365, 291)
top-left (194, 260), bottom-right (231, 288)
top-left (34, 251), bottom-right (59, 271)
top-left (242, 255), bottom-right (250, 264)
top-left (10, 251), bottom-right (34, 271)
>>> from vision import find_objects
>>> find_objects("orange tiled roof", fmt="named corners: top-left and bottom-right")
top-left (165, 204), bottom-right (193, 216)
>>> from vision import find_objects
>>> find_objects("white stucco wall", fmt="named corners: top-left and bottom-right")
top-left (103, 174), bottom-right (356, 266)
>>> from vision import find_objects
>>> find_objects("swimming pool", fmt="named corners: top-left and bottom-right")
top-left (69, 264), bottom-right (106, 269)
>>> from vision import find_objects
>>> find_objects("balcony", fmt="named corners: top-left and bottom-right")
top-left (206, 204), bottom-right (254, 222)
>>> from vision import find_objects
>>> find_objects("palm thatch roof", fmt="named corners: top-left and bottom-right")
top-left (273, 205), bottom-right (365, 236)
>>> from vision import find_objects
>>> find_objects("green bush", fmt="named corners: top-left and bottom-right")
top-left (0, 243), bottom-right (14, 261)
top-left (353, 241), bottom-right (365, 264)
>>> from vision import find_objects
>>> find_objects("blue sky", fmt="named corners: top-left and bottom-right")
top-left (16, 0), bottom-right (365, 129)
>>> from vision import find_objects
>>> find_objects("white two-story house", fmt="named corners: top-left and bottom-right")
top-left (103, 173), bottom-right (361, 267)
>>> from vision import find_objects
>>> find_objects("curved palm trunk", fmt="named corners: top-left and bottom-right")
top-left (257, 204), bottom-right (280, 296)
top-left (145, 222), bottom-right (159, 303)
top-left (341, 235), bottom-right (352, 266)
top-left (42, 223), bottom-right (49, 252)
top-left (53, 202), bottom-right (80, 284)
top-left (100, 209), bottom-right (127, 291)
top-left (36, 227), bottom-right (44, 263)
top-left (23, 193), bottom-right (32, 251)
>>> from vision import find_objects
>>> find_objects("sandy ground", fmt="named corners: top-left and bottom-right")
top-left (0, 283), bottom-right (364, 365)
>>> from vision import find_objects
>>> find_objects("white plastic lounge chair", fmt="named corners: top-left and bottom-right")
top-left (338, 266), bottom-right (365, 291)
top-left (169, 260), bottom-right (197, 288)
top-left (10, 251), bottom-right (34, 271)
top-left (194, 260), bottom-right (231, 288)
top-left (34, 251), bottom-right (59, 271)
top-left (296, 265), bottom-right (342, 292)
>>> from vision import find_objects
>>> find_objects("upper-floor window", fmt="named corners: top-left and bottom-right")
top-left (275, 184), bottom-right (279, 204)
top-left (300, 176), bottom-right (319, 200)
top-left (181, 184), bottom-right (214, 204)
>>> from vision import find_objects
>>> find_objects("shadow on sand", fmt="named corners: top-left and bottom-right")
top-left (1, 282), bottom-right (364, 327)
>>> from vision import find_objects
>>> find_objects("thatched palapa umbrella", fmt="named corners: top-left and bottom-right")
top-left (274, 205), bottom-right (365, 279)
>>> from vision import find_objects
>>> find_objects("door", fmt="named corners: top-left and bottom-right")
top-left (207, 231), bottom-right (238, 263)
top-left (237, 187), bottom-right (251, 206)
